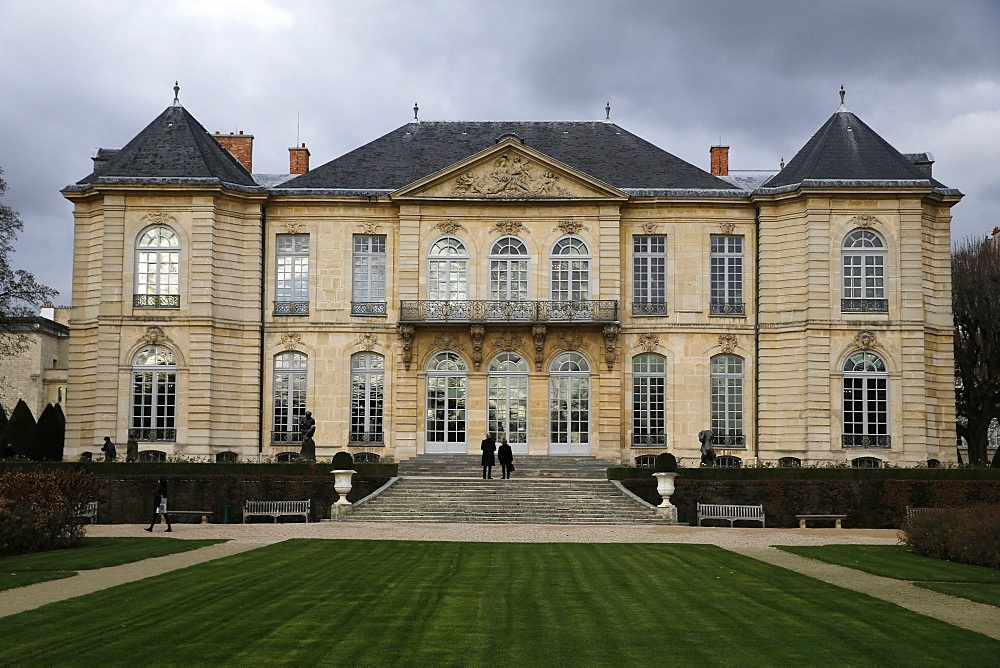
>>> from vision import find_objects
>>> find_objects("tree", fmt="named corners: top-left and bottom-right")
top-left (952, 233), bottom-right (1000, 467)
top-left (0, 165), bottom-right (58, 360)
top-left (36, 403), bottom-right (65, 461)
top-left (3, 399), bottom-right (37, 460)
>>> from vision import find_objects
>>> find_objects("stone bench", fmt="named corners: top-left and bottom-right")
top-left (796, 514), bottom-right (847, 529)
top-left (696, 502), bottom-right (765, 527)
top-left (169, 510), bottom-right (214, 524)
top-left (243, 500), bottom-right (311, 523)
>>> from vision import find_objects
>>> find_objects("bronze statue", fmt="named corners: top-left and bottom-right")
top-left (698, 429), bottom-right (716, 467)
top-left (299, 411), bottom-right (317, 461)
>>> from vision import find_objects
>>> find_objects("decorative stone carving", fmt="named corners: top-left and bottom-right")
top-left (398, 324), bottom-right (415, 371)
top-left (452, 153), bottom-right (571, 198)
top-left (602, 323), bottom-right (621, 371)
top-left (531, 325), bottom-right (547, 372)
top-left (490, 220), bottom-right (525, 236)
top-left (431, 332), bottom-right (465, 352)
top-left (361, 221), bottom-right (380, 235)
top-left (282, 222), bottom-right (303, 235)
top-left (142, 325), bottom-right (166, 345)
top-left (358, 333), bottom-right (378, 352)
top-left (637, 332), bottom-right (660, 353)
top-left (434, 220), bottom-right (466, 235)
top-left (854, 330), bottom-right (878, 350)
top-left (141, 212), bottom-right (177, 226)
top-left (492, 331), bottom-right (522, 352)
top-left (640, 222), bottom-right (662, 235)
top-left (278, 332), bottom-right (302, 351)
top-left (718, 333), bottom-right (738, 354)
top-left (556, 331), bottom-right (585, 351)
top-left (849, 215), bottom-right (881, 229)
top-left (557, 220), bottom-right (585, 235)
top-left (469, 325), bottom-right (486, 371)
top-left (719, 222), bottom-right (736, 235)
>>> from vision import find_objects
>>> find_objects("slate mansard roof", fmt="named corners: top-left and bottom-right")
top-left (278, 121), bottom-right (735, 192)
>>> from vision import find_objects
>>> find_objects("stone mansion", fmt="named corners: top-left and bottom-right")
top-left (61, 88), bottom-right (961, 466)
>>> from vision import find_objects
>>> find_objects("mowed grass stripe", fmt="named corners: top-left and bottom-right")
top-left (1, 539), bottom-right (998, 666)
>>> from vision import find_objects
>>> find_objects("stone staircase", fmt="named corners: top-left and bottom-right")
top-left (341, 455), bottom-right (662, 525)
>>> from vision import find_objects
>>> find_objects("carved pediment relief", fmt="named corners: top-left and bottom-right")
top-left (392, 140), bottom-right (628, 202)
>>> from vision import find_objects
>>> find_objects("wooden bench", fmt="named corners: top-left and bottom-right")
top-left (696, 503), bottom-right (765, 527)
top-left (76, 501), bottom-right (98, 524)
top-left (169, 510), bottom-right (214, 524)
top-left (796, 514), bottom-right (847, 529)
top-left (243, 500), bottom-right (311, 523)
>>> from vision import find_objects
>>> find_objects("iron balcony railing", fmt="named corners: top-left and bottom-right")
top-left (632, 300), bottom-right (668, 316)
top-left (271, 430), bottom-right (302, 445)
top-left (133, 294), bottom-right (180, 308)
top-left (351, 301), bottom-right (388, 316)
top-left (842, 434), bottom-right (891, 448)
top-left (274, 301), bottom-right (309, 315)
top-left (129, 427), bottom-right (177, 442)
top-left (712, 431), bottom-right (746, 447)
top-left (842, 298), bottom-right (888, 313)
top-left (709, 300), bottom-right (745, 316)
top-left (399, 299), bottom-right (619, 323)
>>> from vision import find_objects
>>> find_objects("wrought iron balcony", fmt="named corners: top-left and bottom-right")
top-left (129, 427), bottom-right (177, 442)
top-left (349, 431), bottom-right (385, 445)
top-left (399, 299), bottom-right (619, 324)
top-left (842, 434), bottom-right (891, 448)
top-left (352, 301), bottom-right (387, 316)
top-left (712, 431), bottom-right (746, 447)
top-left (632, 300), bottom-right (668, 316)
top-left (709, 301), bottom-right (745, 316)
top-left (271, 430), bottom-right (302, 445)
top-left (842, 298), bottom-right (888, 313)
top-left (632, 432), bottom-right (667, 446)
top-left (133, 294), bottom-right (180, 308)
top-left (274, 301), bottom-right (309, 315)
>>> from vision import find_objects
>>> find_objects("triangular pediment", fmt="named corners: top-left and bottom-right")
top-left (392, 138), bottom-right (628, 201)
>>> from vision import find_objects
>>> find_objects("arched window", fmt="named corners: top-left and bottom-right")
top-left (354, 452), bottom-right (381, 463)
top-left (550, 236), bottom-right (591, 320)
top-left (351, 352), bottom-right (384, 444)
top-left (426, 237), bottom-right (469, 320)
top-left (134, 226), bottom-right (180, 308)
top-left (842, 229), bottom-right (887, 312)
top-left (778, 457), bottom-right (802, 467)
top-left (130, 344), bottom-right (177, 442)
top-left (216, 451), bottom-right (238, 463)
top-left (710, 354), bottom-right (745, 447)
top-left (488, 352), bottom-right (529, 454)
top-left (635, 454), bottom-right (657, 467)
top-left (842, 351), bottom-right (890, 447)
top-left (488, 237), bottom-right (531, 320)
top-left (272, 352), bottom-right (307, 444)
top-left (425, 351), bottom-right (467, 454)
top-left (632, 354), bottom-right (666, 446)
top-left (715, 455), bottom-right (742, 468)
top-left (549, 352), bottom-right (590, 455)
top-left (851, 456), bottom-right (883, 468)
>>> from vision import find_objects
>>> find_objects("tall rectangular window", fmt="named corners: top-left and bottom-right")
top-left (272, 352), bottom-right (307, 444)
top-left (352, 234), bottom-right (387, 316)
top-left (710, 354), bottom-right (745, 447)
top-left (710, 235), bottom-right (744, 316)
top-left (633, 235), bottom-right (666, 315)
top-left (351, 352), bottom-right (385, 444)
top-left (632, 354), bottom-right (666, 446)
top-left (275, 234), bottom-right (309, 315)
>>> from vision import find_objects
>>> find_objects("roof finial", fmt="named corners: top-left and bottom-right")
top-left (780, 157), bottom-right (785, 170)
top-left (605, 101), bottom-right (611, 121)
top-left (413, 102), bottom-right (419, 123)
top-left (173, 81), bottom-right (180, 107)
top-left (838, 84), bottom-right (847, 111)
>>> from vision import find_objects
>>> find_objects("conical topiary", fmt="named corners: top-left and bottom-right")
top-left (36, 403), bottom-right (65, 461)
top-left (5, 399), bottom-right (37, 460)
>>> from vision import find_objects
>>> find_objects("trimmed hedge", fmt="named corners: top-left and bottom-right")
top-left (609, 466), bottom-right (1000, 481)
top-left (0, 460), bottom-right (398, 478)
top-left (906, 504), bottom-right (1000, 569)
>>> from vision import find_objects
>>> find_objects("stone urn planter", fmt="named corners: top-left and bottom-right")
top-left (653, 472), bottom-right (677, 508)
top-left (331, 469), bottom-right (356, 506)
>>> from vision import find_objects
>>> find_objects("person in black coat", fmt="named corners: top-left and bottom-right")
top-left (145, 477), bottom-right (173, 532)
top-left (497, 436), bottom-right (514, 479)
top-left (480, 433), bottom-right (496, 479)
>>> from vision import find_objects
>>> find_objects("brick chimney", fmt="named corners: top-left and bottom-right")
top-left (710, 145), bottom-right (729, 177)
top-left (289, 143), bottom-right (310, 175)
top-left (214, 131), bottom-right (254, 172)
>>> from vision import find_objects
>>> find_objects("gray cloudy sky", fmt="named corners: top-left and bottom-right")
top-left (1, 0), bottom-right (998, 304)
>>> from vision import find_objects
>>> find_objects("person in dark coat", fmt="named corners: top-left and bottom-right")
top-left (497, 436), bottom-right (514, 479)
top-left (480, 433), bottom-right (496, 479)
top-left (145, 477), bottom-right (173, 532)
top-left (100, 436), bottom-right (116, 462)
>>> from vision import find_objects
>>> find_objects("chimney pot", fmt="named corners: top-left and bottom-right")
top-left (290, 143), bottom-right (311, 175)
top-left (710, 145), bottom-right (729, 177)
top-left (213, 132), bottom-right (254, 172)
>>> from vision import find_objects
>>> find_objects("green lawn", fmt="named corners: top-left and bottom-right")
top-left (1, 540), bottom-right (997, 666)
top-left (778, 544), bottom-right (1000, 608)
top-left (0, 537), bottom-right (225, 592)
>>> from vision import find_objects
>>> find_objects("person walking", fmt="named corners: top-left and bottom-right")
top-left (498, 436), bottom-right (514, 479)
top-left (145, 477), bottom-right (172, 532)
top-left (125, 436), bottom-right (139, 462)
top-left (480, 432), bottom-right (496, 479)
top-left (100, 436), bottom-right (116, 462)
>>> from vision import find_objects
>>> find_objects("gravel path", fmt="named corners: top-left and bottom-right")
top-left (2, 522), bottom-right (998, 640)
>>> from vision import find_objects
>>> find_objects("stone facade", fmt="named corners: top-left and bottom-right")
top-left (61, 94), bottom-right (962, 466)
top-left (0, 306), bottom-right (69, 420)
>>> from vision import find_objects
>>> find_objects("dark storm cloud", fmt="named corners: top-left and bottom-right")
top-left (0, 0), bottom-right (997, 303)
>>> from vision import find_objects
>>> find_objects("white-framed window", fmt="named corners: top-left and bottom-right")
top-left (134, 226), bottom-right (180, 308)
top-left (275, 234), bottom-right (310, 315)
top-left (351, 352), bottom-right (384, 444)
top-left (487, 352), bottom-right (529, 455)
top-left (272, 351), bottom-right (307, 444)
top-left (352, 234), bottom-right (387, 316)
top-left (548, 351), bottom-right (590, 454)
top-left (710, 354), bottom-right (745, 447)
top-left (130, 344), bottom-right (177, 442)
top-left (632, 353), bottom-right (666, 446)
top-left (842, 350), bottom-right (890, 447)
top-left (427, 236), bottom-right (469, 320)
top-left (550, 236), bottom-right (591, 320)
top-left (710, 235), bottom-right (744, 316)
top-left (633, 235), bottom-right (667, 315)
top-left (425, 351), bottom-right (467, 454)
top-left (488, 236), bottom-right (531, 320)
top-left (842, 229), bottom-right (887, 312)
